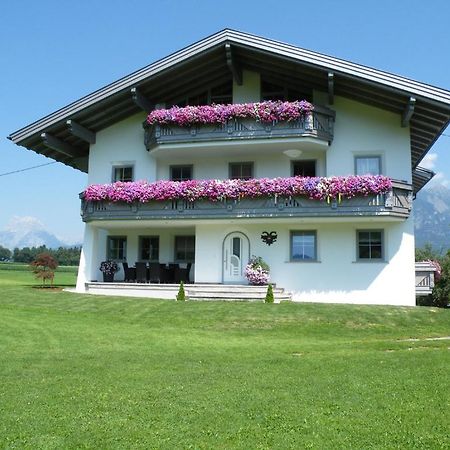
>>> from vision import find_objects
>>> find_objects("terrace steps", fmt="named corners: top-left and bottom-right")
top-left (84, 282), bottom-right (292, 302)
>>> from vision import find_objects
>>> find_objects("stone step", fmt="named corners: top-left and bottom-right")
top-left (186, 291), bottom-right (289, 299)
top-left (185, 287), bottom-right (285, 294)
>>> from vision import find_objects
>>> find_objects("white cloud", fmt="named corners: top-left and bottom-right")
top-left (420, 153), bottom-right (438, 170)
top-left (421, 153), bottom-right (450, 190)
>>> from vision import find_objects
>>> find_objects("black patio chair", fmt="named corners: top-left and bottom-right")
top-left (122, 262), bottom-right (136, 282)
top-left (148, 262), bottom-right (161, 283)
top-left (135, 262), bottom-right (148, 283)
top-left (174, 263), bottom-right (191, 284)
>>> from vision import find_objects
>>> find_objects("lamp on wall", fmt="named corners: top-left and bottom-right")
top-left (283, 149), bottom-right (303, 158)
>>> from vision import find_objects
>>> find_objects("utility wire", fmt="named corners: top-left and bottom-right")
top-left (1, 133), bottom-right (448, 178)
top-left (0, 161), bottom-right (57, 177)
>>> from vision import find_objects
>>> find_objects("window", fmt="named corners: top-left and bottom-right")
top-left (292, 160), bottom-right (316, 177)
top-left (210, 81), bottom-right (232, 104)
top-left (107, 236), bottom-right (127, 261)
top-left (229, 162), bottom-right (253, 180)
top-left (139, 236), bottom-right (159, 261)
top-left (290, 231), bottom-right (317, 261)
top-left (357, 230), bottom-right (384, 260)
top-left (261, 79), bottom-right (312, 102)
top-left (170, 165), bottom-right (193, 181)
top-left (355, 156), bottom-right (381, 175)
top-left (112, 166), bottom-right (133, 182)
top-left (171, 81), bottom-right (232, 107)
top-left (174, 236), bottom-right (195, 262)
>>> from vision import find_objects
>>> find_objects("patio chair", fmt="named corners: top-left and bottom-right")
top-left (148, 262), bottom-right (161, 283)
top-left (135, 262), bottom-right (148, 283)
top-left (174, 263), bottom-right (191, 284)
top-left (122, 262), bottom-right (136, 282)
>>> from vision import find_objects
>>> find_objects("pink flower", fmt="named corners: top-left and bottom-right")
top-left (83, 175), bottom-right (392, 204)
top-left (146, 100), bottom-right (314, 127)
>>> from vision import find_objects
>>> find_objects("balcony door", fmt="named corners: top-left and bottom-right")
top-left (223, 232), bottom-right (250, 284)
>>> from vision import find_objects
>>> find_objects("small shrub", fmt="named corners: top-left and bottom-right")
top-left (265, 284), bottom-right (274, 303)
top-left (177, 281), bottom-right (186, 301)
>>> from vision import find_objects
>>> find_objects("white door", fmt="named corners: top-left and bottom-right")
top-left (223, 232), bottom-right (249, 284)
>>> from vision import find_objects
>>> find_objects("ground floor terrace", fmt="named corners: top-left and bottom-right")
top-left (76, 216), bottom-right (416, 306)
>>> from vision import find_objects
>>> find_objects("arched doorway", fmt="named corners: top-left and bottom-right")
top-left (222, 232), bottom-right (250, 284)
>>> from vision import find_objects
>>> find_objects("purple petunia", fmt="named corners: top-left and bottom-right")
top-left (83, 175), bottom-right (393, 204)
top-left (146, 100), bottom-right (314, 127)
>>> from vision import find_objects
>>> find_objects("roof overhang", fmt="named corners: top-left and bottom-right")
top-left (8, 29), bottom-right (450, 177)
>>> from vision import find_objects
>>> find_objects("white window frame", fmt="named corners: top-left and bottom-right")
top-left (290, 230), bottom-right (318, 262)
top-left (356, 229), bottom-right (385, 261)
top-left (354, 155), bottom-right (382, 175)
top-left (111, 164), bottom-right (134, 182)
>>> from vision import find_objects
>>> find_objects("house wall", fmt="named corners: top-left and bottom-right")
top-left (87, 96), bottom-right (410, 185)
top-left (155, 152), bottom-right (327, 180)
top-left (78, 72), bottom-right (416, 306)
top-left (87, 112), bottom-right (151, 185)
top-left (195, 217), bottom-right (416, 306)
top-left (328, 97), bottom-right (412, 181)
top-left (77, 215), bottom-right (415, 306)
top-left (77, 225), bottom-right (195, 283)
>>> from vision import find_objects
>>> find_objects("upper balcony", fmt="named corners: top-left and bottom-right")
top-left (80, 177), bottom-right (412, 223)
top-left (144, 102), bottom-right (335, 155)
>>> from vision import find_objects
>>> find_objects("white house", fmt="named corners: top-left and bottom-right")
top-left (9, 30), bottom-right (450, 305)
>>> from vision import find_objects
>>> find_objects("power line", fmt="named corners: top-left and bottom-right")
top-left (0, 161), bottom-right (57, 178)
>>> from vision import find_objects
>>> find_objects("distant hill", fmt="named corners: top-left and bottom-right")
top-left (414, 185), bottom-right (450, 251)
top-left (0, 216), bottom-right (79, 250)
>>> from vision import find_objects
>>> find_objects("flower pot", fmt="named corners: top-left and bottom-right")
top-left (103, 273), bottom-right (114, 282)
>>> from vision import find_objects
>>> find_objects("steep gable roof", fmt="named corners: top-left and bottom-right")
top-left (8, 29), bottom-right (450, 178)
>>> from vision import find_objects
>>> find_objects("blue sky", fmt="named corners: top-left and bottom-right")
top-left (1, 0), bottom-right (449, 243)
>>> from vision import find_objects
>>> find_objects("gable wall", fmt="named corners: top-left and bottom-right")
top-left (87, 74), bottom-right (411, 185)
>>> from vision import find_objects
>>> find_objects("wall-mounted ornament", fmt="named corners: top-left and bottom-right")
top-left (261, 231), bottom-right (278, 246)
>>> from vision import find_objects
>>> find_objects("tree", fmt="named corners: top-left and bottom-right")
top-left (0, 246), bottom-right (11, 261)
top-left (432, 250), bottom-right (450, 308)
top-left (265, 284), bottom-right (274, 303)
top-left (30, 253), bottom-right (58, 286)
top-left (176, 281), bottom-right (186, 301)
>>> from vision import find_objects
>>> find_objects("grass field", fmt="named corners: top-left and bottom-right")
top-left (1, 268), bottom-right (449, 449)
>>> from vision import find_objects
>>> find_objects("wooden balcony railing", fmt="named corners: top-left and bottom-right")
top-left (415, 262), bottom-right (437, 296)
top-left (81, 180), bottom-right (412, 222)
top-left (144, 105), bottom-right (335, 150)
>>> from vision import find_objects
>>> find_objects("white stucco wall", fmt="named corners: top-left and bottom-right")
top-left (233, 70), bottom-right (261, 103)
top-left (195, 218), bottom-right (416, 306)
top-left (86, 97), bottom-right (410, 185)
top-left (87, 112), bottom-right (154, 184)
top-left (328, 97), bottom-right (411, 181)
top-left (76, 224), bottom-right (195, 284)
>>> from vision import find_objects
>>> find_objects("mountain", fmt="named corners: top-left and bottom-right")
top-left (0, 216), bottom-right (75, 250)
top-left (414, 185), bottom-right (450, 251)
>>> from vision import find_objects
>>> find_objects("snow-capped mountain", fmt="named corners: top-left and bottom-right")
top-left (0, 216), bottom-right (79, 250)
top-left (414, 185), bottom-right (450, 250)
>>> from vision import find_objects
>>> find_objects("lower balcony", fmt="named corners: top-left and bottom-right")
top-left (81, 180), bottom-right (412, 222)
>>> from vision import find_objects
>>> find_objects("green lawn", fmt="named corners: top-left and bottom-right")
top-left (1, 269), bottom-right (449, 449)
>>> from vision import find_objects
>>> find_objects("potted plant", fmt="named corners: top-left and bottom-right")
top-left (99, 260), bottom-right (119, 282)
top-left (245, 256), bottom-right (270, 285)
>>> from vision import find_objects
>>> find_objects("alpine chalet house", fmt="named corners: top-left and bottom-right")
top-left (8, 30), bottom-right (450, 305)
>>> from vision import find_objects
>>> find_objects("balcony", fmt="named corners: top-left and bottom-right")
top-left (144, 105), bottom-right (335, 152)
top-left (81, 180), bottom-right (412, 222)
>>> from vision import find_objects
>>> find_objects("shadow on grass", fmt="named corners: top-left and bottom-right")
top-left (30, 284), bottom-right (75, 290)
